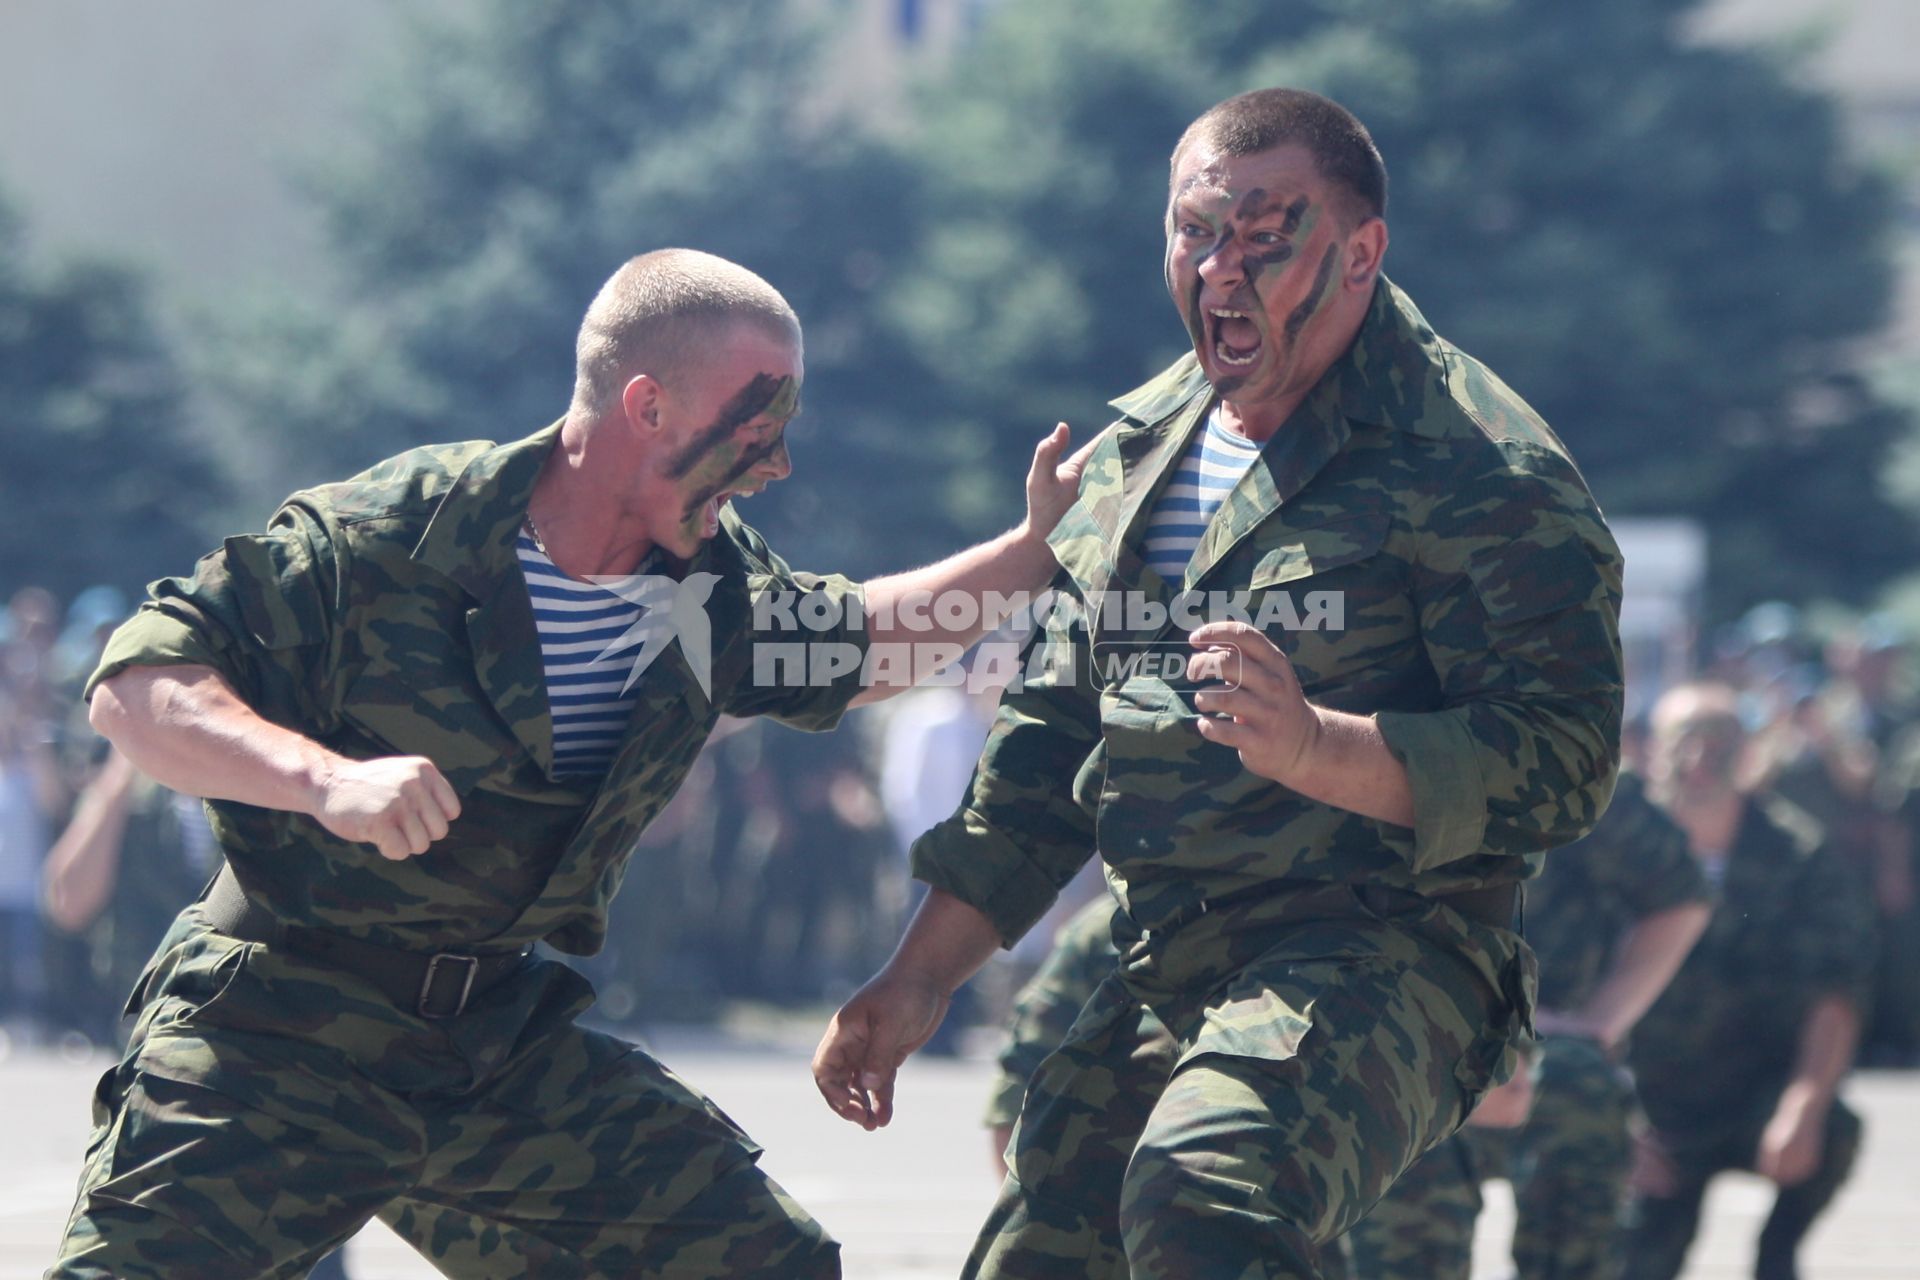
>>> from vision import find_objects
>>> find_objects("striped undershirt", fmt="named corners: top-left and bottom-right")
top-left (516, 530), bottom-right (649, 777)
top-left (1140, 406), bottom-right (1262, 583)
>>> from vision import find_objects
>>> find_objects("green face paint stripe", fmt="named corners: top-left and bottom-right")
top-left (1284, 243), bottom-right (1341, 344)
top-left (665, 373), bottom-right (795, 479)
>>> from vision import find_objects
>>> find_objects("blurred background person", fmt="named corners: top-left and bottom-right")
top-left (39, 746), bottom-right (219, 1046)
top-left (1623, 682), bottom-right (1875, 1280)
top-left (1347, 767), bottom-right (1711, 1280)
top-left (0, 681), bottom-right (63, 1041)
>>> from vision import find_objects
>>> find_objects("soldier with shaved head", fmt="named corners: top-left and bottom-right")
top-left (814, 89), bottom-right (1624, 1278)
top-left (51, 248), bottom-right (1089, 1279)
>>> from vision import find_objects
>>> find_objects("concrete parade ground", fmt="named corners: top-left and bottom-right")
top-left (3, 1024), bottom-right (1915, 1278)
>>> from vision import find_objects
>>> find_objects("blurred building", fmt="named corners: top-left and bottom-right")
top-left (1695, 0), bottom-right (1920, 350)
top-left (2, 0), bottom-right (1911, 336)
top-left (0, 0), bottom-right (411, 311)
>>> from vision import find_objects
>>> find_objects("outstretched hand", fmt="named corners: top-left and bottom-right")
top-left (812, 971), bottom-right (950, 1131)
top-left (1022, 423), bottom-right (1096, 543)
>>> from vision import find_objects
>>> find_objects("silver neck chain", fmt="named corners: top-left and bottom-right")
top-left (523, 511), bottom-right (549, 556)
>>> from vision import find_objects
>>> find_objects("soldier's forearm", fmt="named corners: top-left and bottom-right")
top-left (1285, 708), bottom-right (1415, 828)
top-left (1572, 901), bottom-right (1710, 1048)
top-left (89, 664), bottom-right (341, 819)
top-left (882, 886), bottom-right (1006, 996)
top-left (851, 526), bottom-right (1057, 704)
top-left (1784, 994), bottom-right (1861, 1106)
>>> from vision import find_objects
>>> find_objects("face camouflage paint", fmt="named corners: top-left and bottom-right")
top-left (1164, 143), bottom-right (1358, 417)
top-left (666, 373), bottom-right (798, 479)
top-left (1284, 243), bottom-right (1340, 344)
top-left (666, 372), bottom-right (801, 542)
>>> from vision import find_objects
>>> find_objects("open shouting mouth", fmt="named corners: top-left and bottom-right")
top-left (690, 482), bottom-right (767, 538)
top-left (1207, 307), bottom-right (1263, 368)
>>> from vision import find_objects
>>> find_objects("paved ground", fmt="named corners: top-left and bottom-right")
top-left (3, 1024), bottom-right (1915, 1278)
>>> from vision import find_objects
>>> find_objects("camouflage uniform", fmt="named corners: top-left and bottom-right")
top-left (1621, 796), bottom-right (1874, 1280)
top-left (983, 896), bottom-right (1121, 1134)
top-left (1348, 772), bottom-right (1710, 1279)
top-left (51, 424), bottom-right (865, 1279)
top-left (915, 278), bottom-right (1623, 1279)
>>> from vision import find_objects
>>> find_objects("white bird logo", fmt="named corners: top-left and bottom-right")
top-left (586, 572), bottom-right (722, 699)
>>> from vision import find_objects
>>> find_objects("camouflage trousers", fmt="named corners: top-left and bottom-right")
top-left (1347, 1032), bottom-right (1635, 1279)
top-left (1619, 1097), bottom-right (1862, 1280)
top-left (966, 887), bottom-right (1533, 1280)
top-left (46, 909), bottom-right (839, 1279)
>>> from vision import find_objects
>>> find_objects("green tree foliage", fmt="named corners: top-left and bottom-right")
top-left (893, 0), bottom-right (1913, 616)
top-left (0, 193), bottom-right (216, 603)
top-left (209, 0), bottom-right (940, 574)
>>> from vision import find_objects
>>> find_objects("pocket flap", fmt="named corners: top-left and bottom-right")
top-left (1248, 514), bottom-right (1389, 589)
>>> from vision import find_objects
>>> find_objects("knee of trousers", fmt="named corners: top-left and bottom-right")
top-left (1118, 1130), bottom-right (1325, 1246)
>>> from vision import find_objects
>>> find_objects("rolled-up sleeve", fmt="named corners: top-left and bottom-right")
top-left (720, 521), bottom-right (871, 732)
top-left (1376, 447), bottom-right (1624, 873)
top-left (86, 499), bottom-right (344, 728)
top-left (911, 587), bottom-right (1103, 945)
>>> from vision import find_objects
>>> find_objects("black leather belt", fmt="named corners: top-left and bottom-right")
top-left (200, 864), bottom-right (529, 1019)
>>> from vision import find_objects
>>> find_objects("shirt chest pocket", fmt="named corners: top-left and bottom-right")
top-left (1239, 513), bottom-right (1408, 687)
top-left (338, 663), bottom-right (535, 794)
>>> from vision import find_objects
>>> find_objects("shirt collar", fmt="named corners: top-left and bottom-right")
top-left (411, 420), bottom-right (562, 598)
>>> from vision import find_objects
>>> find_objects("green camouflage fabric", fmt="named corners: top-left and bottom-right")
top-left (983, 896), bottom-right (1120, 1130)
top-left (1628, 795), bottom-right (1872, 1137)
top-left (84, 422), bottom-right (868, 957)
top-left (912, 275), bottom-right (1623, 941)
top-left (55, 424), bottom-right (864, 1277)
top-left (1622, 795), bottom-right (1874, 1280)
top-left (1349, 772), bottom-right (1707, 1280)
top-left (1345, 1124), bottom-right (1485, 1280)
top-left (1524, 771), bottom-right (1709, 1011)
top-left (52, 907), bottom-right (838, 1279)
top-left (915, 278), bottom-right (1621, 1278)
top-left (970, 889), bottom-right (1524, 1279)
top-left (982, 898), bottom-right (1369, 1279)
top-left (1349, 1036), bottom-right (1634, 1280)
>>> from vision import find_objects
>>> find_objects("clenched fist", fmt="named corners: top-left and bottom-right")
top-left (313, 755), bottom-right (462, 860)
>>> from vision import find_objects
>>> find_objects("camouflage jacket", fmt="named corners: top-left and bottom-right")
top-left (1629, 795), bottom-right (1874, 1132)
top-left (87, 424), bottom-right (868, 955)
top-left (1527, 771), bottom-right (1710, 1012)
top-left (913, 278), bottom-right (1623, 944)
top-left (984, 896), bottom-right (1121, 1127)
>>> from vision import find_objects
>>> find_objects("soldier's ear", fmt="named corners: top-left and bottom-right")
top-left (621, 374), bottom-right (665, 432)
top-left (1344, 217), bottom-right (1387, 289)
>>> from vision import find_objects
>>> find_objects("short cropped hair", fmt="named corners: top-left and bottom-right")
top-left (1172, 88), bottom-right (1387, 223)
top-left (571, 249), bottom-right (801, 418)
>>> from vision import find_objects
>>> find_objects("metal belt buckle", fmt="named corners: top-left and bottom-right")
top-left (419, 953), bottom-right (480, 1019)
